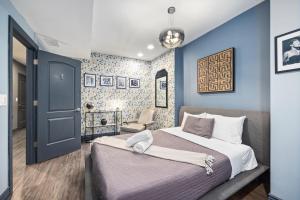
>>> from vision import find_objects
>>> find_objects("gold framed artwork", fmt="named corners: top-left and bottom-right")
top-left (197, 48), bottom-right (234, 93)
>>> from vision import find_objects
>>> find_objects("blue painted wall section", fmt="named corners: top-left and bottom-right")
top-left (174, 48), bottom-right (184, 126)
top-left (181, 1), bottom-right (270, 111)
top-left (0, 0), bottom-right (36, 197)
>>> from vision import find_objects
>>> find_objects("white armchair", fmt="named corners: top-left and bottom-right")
top-left (120, 108), bottom-right (155, 134)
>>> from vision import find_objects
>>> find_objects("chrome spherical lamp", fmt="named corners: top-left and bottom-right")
top-left (159, 7), bottom-right (185, 49)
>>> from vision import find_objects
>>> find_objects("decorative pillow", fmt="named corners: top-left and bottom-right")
top-left (181, 112), bottom-right (207, 128)
top-left (182, 116), bottom-right (214, 138)
top-left (206, 113), bottom-right (246, 144)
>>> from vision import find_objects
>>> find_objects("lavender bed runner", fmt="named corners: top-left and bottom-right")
top-left (93, 136), bottom-right (215, 174)
top-left (91, 130), bottom-right (232, 200)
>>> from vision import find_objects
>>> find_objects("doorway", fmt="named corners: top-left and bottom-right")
top-left (8, 16), bottom-right (38, 196)
top-left (11, 36), bottom-right (27, 192)
top-left (8, 16), bottom-right (82, 197)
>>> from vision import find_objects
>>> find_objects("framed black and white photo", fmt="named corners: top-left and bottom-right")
top-left (129, 78), bottom-right (140, 88)
top-left (160, 81), bottom-right (167, 90)
top-left (275, 28), bottom-right (300, 73)
top-left (116, 76), bottom-right (126, 89)
top-left (100, 75), bottom-right (113, 86)
top-left (84, 73), bottom-right (96, 87)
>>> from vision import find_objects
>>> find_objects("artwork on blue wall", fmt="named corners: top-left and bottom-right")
top-left (275, 28), bottom-right (300, 73)
top-left (197, 48), bottom-right (235, 93)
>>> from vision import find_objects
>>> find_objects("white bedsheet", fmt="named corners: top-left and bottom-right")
top-left (161, 127), bottom-right (258, 178)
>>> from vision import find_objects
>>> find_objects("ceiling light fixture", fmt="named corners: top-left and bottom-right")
top-left (159, 6), bottom-right (185, 49)
top-left (137, 52), bottom-right (144, 57)
top-left (147, 44), bottom-right (155, 50)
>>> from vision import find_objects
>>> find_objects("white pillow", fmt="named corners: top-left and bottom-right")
top-left (181, 112), bottom-right (207, 128)
top-left (206, 113), bottom-right (246, 144)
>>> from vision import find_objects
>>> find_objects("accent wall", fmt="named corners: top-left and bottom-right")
top-left (81, 51), bottom-right (176, 135)
top-left (182, 1), bottom-right (270, 111)
top-left (151, 50), bottom-right (175, 129)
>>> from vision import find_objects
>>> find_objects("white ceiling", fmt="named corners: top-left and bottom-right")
top-left (13, 37), bottom-right (27, 65)
top-left (10, 0), bottom-right (264, 61)
top-left (10, 0), bottom-right (94, 59)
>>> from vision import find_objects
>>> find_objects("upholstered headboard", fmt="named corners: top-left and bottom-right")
top-left (179, 106), bottom-right (270, 166)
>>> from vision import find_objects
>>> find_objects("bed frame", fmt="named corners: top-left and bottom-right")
top-left (85, 106), bottom-right (270, 200)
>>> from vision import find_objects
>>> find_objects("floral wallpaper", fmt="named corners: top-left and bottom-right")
top-left (151, 50), bottom-right (175, 129)
top-left (155, 76), bottom-right (167, 107)
top-left (81, 51), bottom-right (175, 135)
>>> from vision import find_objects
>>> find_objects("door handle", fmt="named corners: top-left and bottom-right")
top-left (74, 108), bottom-right (81, 112)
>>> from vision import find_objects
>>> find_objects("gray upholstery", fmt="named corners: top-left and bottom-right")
top-left (120, 123), bottom-right (146, 133)
top-left (85, 154), bottom-right (97, 200)
top-left (179, 106), bottom-right (270, 166)
top-left (199, 164), bottom-right (269, 200)
top-left (120, 108), bottom-right (155, 133)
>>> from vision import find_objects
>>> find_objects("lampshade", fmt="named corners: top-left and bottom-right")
top-left (159, 6), bottom-right (185, 49)
top-left (159, 28), bottom-right (185, 49)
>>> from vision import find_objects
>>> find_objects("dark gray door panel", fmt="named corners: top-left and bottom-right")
top-left (48, 116), bottom-right (75, 144)
top-left (49, 62), bottom-right (75, 111)
top-left (37, 51), bottom-right (81, 162)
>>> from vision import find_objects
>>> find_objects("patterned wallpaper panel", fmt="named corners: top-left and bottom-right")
top-left (151, 50), bottom-right (175, 129)
top-left (81, 51), bottom-right (175, 135)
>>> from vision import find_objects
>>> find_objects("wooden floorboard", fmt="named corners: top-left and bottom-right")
top-left (12, 129), bottom-right (88, 200)
top-left (12, 129), bottom-right (267, 200)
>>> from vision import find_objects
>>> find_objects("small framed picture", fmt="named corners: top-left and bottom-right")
top-left (84, 73), bottom-right (96, 87)
top-left (116, 76), bottom-right (126, 89)
top-left (129, 78), bottom-right (140, 88)
top-left (100, 75), bottom-right (113, 86)
top-left (160, 81), bottom-right (167, 90)
top-left (275, 28), bottom-right (300, 73)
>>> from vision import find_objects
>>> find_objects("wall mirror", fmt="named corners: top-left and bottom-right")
top-left (155, 69), bottom-right (168, 108)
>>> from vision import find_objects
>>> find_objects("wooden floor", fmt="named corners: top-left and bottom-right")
top-left (12, 130), bottom-right (267, 200)
top-left (12, 129), bottom-right (88, 200)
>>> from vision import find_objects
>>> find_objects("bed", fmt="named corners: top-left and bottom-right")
top-left (85, 106), bottom-right (270, 200)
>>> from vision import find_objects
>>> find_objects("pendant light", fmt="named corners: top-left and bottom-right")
top-left (159, 6), bottom-right (185, 49)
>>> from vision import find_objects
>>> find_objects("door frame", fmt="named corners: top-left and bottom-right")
top-left (8, 16), bottom-right (39, 195)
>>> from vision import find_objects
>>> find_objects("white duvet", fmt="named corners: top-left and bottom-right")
top-left (161, 127), bottom-right (258, 179)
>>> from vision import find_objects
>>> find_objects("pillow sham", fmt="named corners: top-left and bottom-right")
top-left (182, 116), bottom-right (215, 138)
top-left (206, 113), bottom-right (246, 144)
top-left (180, 112), bottom-right (207, 128)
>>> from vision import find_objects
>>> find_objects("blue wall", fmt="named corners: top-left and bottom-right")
top-left (0, 0), bottom-right (36, 196)
top-left (182, 1), bottom-right (270, 111)
top-left (174, 48), bottom-right (184, 126)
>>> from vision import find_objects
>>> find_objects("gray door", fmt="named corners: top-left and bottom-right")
top-left (18, 73), bottom-right (26, 129)
top-left (37, 51), bottom-right (81, 162)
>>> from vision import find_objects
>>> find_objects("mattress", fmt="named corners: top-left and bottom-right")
top-left (91, 130), bottom-right (232, 200)
top-left (162, 127), bottom-right (258, 178)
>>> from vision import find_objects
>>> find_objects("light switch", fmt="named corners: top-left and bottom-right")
top-left (0, 94), bottom-right (8, 106)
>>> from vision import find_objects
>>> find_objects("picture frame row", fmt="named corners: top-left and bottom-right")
top-left (84, 73), bottom-right (140, 89)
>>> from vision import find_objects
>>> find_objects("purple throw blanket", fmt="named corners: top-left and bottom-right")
top-left (91, 130), bottom-right (232, 200)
